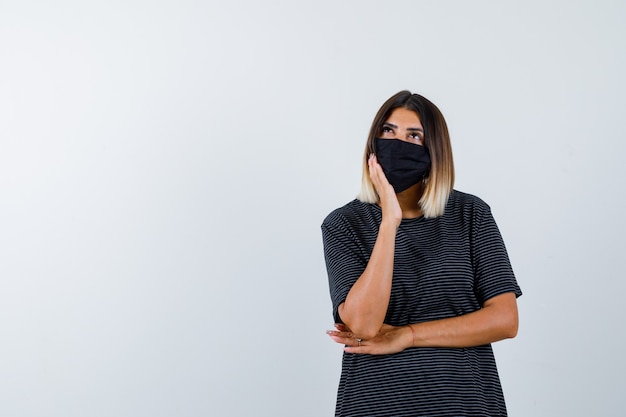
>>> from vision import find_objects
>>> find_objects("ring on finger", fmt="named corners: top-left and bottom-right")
top-left (356, 338), bottom-right (362, 347)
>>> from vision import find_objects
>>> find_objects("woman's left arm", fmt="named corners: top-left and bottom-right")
top-left (327, 292), bottom-right (518, 355)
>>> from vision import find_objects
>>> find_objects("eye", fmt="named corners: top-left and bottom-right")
top-left (380, 126), bottom-right (397, 138)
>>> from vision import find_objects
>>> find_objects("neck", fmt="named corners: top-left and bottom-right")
top-left (396, 183), bottom-right (424, 219)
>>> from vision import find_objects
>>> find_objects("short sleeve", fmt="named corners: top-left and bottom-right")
top-left (471, 205), bottom-right (522, 305)
top-left (321, 213), bottom-right (368, 323)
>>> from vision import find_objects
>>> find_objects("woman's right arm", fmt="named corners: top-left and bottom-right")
top-left (337, 154), bottom-right (401, 340)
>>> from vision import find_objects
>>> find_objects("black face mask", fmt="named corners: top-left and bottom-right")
top-left (374, 138), bottom-right (431, 193)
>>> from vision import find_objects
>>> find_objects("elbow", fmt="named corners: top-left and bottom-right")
top-left (340, 318), bottom-right (381, 340)
top-left (501, 312), bottom-right (519, 339)
top-left (342, 319), bottom-right (381, 340)
top-left (486, 292), bottom-right (519, 341)
top-left (337, 304), bottom-right (382, 340)
top-left (355, 326), bottom-right (382, 341)
top-left (503, 321), bottom-right (518, 339)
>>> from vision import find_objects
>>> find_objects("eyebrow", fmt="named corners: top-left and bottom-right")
top-left (383, 122), bottom-right (424, 132)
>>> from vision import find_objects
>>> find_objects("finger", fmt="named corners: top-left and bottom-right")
top-left (328, 334), bottom-right (357, 346)
top-left (326, 330), bottom-right (354, 340)
top-left (368, 154), bottom-right (379, 173)
top-left (369, 165), bottom-right (385, 190)
top-left (368, 155), bottom-right (382, 178)
top-left (369, 154), bottom-right (382, 172)
top-left (370, 153), bottom-right (380, 167)
top-left (368, 157), bottom-right (391, 189)
top-left (343, 345), bottom-right (371, 354)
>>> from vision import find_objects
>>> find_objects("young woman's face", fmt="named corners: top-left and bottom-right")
top-left (380, 107), bottom-right (424, 146)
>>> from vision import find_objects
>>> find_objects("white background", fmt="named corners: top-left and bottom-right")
top-left (1, 1), bottom-right (625, 416)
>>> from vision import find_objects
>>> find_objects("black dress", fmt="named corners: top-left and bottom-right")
top-left (322, 190), bottom-right (522, 417)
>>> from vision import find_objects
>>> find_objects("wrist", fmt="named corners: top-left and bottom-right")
top-left (379, 219), bottom-right (400, 233)
top-left (406, 324), bottom-right (415, 348)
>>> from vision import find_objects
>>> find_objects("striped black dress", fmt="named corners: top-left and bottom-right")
top-left (321, 190), bottom-right (522, 417)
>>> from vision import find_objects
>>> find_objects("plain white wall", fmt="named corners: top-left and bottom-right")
top-left (1, 1), bottom-right (624, 416)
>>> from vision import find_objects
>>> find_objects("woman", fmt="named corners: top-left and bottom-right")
top-left (322, 91), bottom-right (522, 416)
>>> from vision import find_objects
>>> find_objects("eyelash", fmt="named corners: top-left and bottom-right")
top-left (381, 126), bottom-right (423, 141)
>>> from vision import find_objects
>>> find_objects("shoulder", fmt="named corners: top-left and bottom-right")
top-left (322, 199), bottom-right (378, 229)
top-left (443, 190), bottom-right (494, 223)
top-left (446, 189), bottom-right (491, 212)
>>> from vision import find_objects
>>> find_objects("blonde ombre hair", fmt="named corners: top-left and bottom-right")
top-left (357, 91), bottom-right (455, 218)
